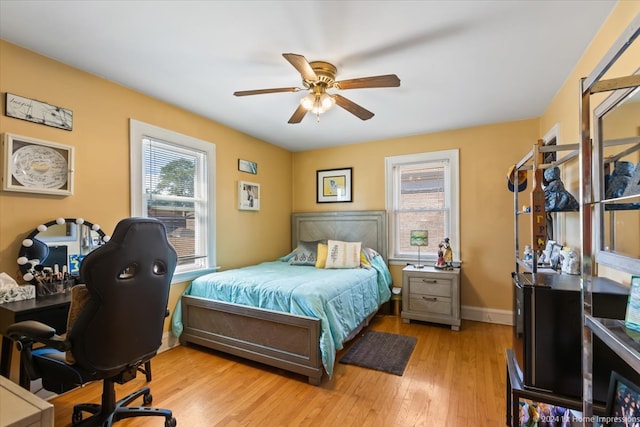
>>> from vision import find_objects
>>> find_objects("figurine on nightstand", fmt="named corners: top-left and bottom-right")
top-left (435, 238), bottom-right (453, 270)
top-left (443, 237), bottom-right (453, 267)
top-left (435, 247), bottom-right (446, 269)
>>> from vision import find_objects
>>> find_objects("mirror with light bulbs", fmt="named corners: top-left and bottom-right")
top-left (17, 218), bottom-right (110, 295)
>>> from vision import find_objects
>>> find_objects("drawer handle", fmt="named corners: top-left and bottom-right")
top-left (422, 279), bottom-right (438, 284)
top-left (422, 296), bottom-right (438, 302)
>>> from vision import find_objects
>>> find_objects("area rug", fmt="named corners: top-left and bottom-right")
top-left (339, 331), bottom-right (417, 376)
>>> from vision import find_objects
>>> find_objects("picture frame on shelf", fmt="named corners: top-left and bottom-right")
top-left (238, 181), bottom-right (260, 211)
top-left (5, 93), bottom-right (73, 131)
top-left (605, 371), bottom-right (640, 426)
top-left (625, 276), bottom-right (640, 332)
top-left (238, 159), bottom-right (257, 175)
top-left (2, 133), bottom-right (74, 196)
top-left (316, 167), bottom-right (352, 203)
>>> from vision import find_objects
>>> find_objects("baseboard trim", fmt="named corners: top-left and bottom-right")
top-left (461, 305), bottom-right (513, 326)
top-left (159, 331), bottom-right (180, 354)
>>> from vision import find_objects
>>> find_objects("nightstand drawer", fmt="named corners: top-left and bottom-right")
top-left (408, 295), bottom-right (452, 316)
top-left (408, 277), bottom-right (452, 298)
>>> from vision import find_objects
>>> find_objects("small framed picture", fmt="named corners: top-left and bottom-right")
top-left (625, 276), bottom-right (640, 332)
top-left (2, 133), bottom-right (74, 195)
top-left (238, 181), bottom-right (260, 211)
top-left (5, 93), bottom-right (73, 131)
top-left (605, 371), bottom-right (640, 426)
top-left (238, 159), bottom-right (257, 174)
top-left (316, 167), bottom-right (352, 203)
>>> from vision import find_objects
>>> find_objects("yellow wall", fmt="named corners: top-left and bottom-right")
top-left (0, 41), bottom-right (293, 329)
top-left (293, 119), bottom-right (539, 312)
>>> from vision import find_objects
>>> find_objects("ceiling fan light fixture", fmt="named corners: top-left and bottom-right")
top-left (300, 93), bottom-right (316, 110)
top-left (319, 92), bottom-right (335, 110)
top-left (235, 53), bottom-right (399, 124)
top-left (301, 91), bottom-right (335, 115)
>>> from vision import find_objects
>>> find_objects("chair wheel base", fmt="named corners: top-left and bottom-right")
top-left (71, 385), bottom-right (174, 427)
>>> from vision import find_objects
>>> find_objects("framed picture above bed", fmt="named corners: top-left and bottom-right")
top-left (238, 181), bottom-right (260, 211)
top-left (317, 167), bottom-right (352, 203)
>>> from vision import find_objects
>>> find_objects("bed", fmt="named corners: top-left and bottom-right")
top-left (171, 210), bottom-right (391, 385)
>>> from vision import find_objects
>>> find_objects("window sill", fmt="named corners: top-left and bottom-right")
top-left (388, 258), bottom-right (436, 266)
top-left (171, 266), bottom-right (220, 285)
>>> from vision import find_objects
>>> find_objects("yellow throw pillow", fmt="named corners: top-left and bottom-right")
top-left (316, 243), bottom-right (328, 268)
top-left (360, 251), bottom-right (371, 268)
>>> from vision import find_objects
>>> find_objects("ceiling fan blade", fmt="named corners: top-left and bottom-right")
top-left (283, 53), bottom-right (318, 82)
top-left (334, 74), bottom-right (400, 90)
top-left (234, 87), bottom-right (300, 96)
top-left (288, 104), bottom-right (308, 124)
top-left (333, 94), bottom-right (374, 120)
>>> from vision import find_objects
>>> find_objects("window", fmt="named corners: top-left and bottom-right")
top-left (385, 150), bottom-right (459, 264)
top-left (130, 120), bottom-right (216, 283)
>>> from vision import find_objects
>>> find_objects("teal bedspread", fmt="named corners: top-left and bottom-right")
top-left (172, 256), bottom-right (392, 377)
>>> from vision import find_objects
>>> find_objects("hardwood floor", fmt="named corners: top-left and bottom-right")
top-left (50, 315), bottom-right (512, 426)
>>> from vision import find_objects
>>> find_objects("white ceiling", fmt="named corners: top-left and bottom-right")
top-left (0, 1), bottom-right (617, 152)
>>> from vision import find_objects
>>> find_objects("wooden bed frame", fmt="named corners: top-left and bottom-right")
top-left (179, 210), bottom-right (388, 385)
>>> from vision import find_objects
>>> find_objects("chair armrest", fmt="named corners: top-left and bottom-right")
top-left (6, 320), bottom-right (70, 352)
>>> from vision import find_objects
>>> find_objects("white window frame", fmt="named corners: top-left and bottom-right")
top-left (385, 149), bottom-right (460, 265)
top-left (130, 119), bottom-right (217, 283)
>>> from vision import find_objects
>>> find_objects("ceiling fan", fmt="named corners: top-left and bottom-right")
top-left (233, 53), bottom-right (401, 124)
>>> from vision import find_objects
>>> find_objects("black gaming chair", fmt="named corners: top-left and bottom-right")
top-left (7, 217), bottom-right (178, 427)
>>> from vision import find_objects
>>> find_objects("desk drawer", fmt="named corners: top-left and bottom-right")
top-left (408, 295), bottom-right (452, 316)
top-left (408, 277), bottom-right (452, 298)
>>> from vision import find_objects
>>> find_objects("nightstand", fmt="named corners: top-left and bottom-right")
top-left (401, 265), bottom-right (461, 331)
top-left (0, 375), bottom-right (53, 427)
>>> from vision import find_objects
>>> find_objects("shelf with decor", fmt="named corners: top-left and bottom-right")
top-left (506, 66), bottom-right (640, 422)
top-left (579, 13), bottom-right (640, 423)
top-left (507, 139), bottom-right (606, 427)
top-left (511, 139), bottom-right (581, 279)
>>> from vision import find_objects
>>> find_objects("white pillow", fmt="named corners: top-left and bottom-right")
top-left (324, 240), bottom-right (362, 269)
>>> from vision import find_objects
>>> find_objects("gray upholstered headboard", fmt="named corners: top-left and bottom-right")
top-left (291, 211), bottom-right (387, 260)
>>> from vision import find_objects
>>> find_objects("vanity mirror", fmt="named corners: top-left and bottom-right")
top-left (17, 218), bottom-right (110, 293)
top-left (593, 72), bottom-right (640, 270)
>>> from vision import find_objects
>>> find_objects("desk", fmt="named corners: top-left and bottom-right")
top-left (0, 293), bottom-right (71, 387)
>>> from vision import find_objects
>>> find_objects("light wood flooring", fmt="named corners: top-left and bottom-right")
top-left (49, 315), bottom-right (512, 426)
